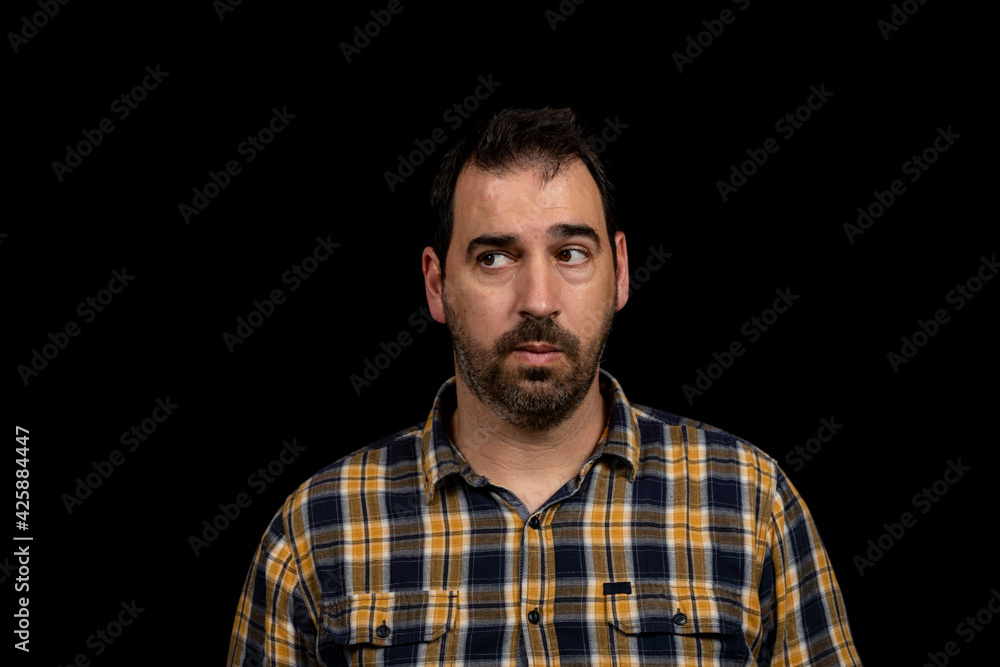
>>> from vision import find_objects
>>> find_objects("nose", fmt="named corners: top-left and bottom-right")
top-left (515, 254), bottom-right (561, 320)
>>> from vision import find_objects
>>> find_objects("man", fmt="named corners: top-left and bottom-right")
top-left (228, 108), bottom-right (861, 665)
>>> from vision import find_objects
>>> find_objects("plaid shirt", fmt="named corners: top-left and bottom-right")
top-left (228, 370), bottom-right (860, 666)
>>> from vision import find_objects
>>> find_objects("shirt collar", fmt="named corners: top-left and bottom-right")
top-left (421, 368), bottom-right (641, 505)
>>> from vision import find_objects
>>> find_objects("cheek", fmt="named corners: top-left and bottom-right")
top-left (566, 286), bottom-right (616, 336)
top-left (447, 281), bottom-right (513, 333)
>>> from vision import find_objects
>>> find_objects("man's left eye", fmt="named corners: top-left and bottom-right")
top-left (556, 249), bottom-right (588, 264)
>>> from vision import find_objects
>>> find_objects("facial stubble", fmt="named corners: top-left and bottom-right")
top-left (442, 286), bottom-right (617, 431)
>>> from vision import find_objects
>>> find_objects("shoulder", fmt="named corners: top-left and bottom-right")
top-left (628, 401), bottom-right (785, 493)
top-left (270, 421), bottom-right (426, 532)
top-left (304, 421), bottom-right (424, 494)
top-left (629, 401), bottom-right (771, 454)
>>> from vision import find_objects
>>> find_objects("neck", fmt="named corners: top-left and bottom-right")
top-left (447, 371), bottom-right (610, 514)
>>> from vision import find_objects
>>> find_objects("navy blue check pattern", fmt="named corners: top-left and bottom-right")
top-left (228, 370), bottom-right (861, 665)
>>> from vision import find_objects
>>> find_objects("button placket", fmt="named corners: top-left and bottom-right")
top-left (522, 510), bottom-right (545, 640)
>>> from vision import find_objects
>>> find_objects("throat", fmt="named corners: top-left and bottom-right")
top-left (447, 378), bottom-right (611, 514)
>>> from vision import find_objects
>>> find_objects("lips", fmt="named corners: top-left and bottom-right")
top-left (511, 342), bottom-right (563, 366)
top-left (514, 343), bottom-right (561, 353)
top-left (493, 318), bottom-right (579, 365)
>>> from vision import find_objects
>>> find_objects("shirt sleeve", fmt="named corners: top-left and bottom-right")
top-left (757, 467), bottom-right (862, 666)
top-left (227, 504), bottom-right (320, 666)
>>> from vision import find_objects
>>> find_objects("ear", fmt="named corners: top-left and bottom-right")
top-left (422, 247), bottom-right (447, 324)
top-left (614, 231), bottom-right (629, 311)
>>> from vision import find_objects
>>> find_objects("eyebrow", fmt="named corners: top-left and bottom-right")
top-left (549, 223), bottom-right (601, 247)
top-left (465, 223), bottom-right (602, 260)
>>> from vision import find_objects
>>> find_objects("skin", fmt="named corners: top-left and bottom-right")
top-left (421, 160), bottom-right (629, 514)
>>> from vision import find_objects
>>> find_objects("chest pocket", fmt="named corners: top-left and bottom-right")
top-left (605, 582), bottom-right (750, 662)
top-left (322, 590), bottom-right (458, 666)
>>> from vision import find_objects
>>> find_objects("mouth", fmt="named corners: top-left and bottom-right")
top-left (512, 343), bottom-right (563, 365)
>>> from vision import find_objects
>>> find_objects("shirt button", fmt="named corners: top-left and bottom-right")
top-left (672, 612), bottom-right (687, 627)
top-left (376, 621), bottom-right (391, 638)
top-left (529, 516), bottom-right (541, 529)
top-left (528, 608), bottom-right (540, 624)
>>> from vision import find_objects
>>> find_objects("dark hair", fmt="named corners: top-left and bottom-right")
top-left (429, 107), bottom-right (617, 277)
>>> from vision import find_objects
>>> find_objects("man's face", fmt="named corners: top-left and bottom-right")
top-left (424, 160), bottom-right (629, 430)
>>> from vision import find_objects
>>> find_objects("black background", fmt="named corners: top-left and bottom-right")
top-left (7, 0), bottom-right (996, 664)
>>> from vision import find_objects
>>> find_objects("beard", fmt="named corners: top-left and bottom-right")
top-left (442, 290), bottom-right (616, 431)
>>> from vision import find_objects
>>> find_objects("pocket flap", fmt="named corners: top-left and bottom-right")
top-left (324, 589), bottom-right (457, 647)
top-left (606, 582), bottom-right (743, 636)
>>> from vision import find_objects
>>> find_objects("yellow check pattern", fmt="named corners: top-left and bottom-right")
top-left (228, 370), bottom-right (861, 665)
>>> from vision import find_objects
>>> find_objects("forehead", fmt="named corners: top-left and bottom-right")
top-left (452, 160), bottom-right (605, 243)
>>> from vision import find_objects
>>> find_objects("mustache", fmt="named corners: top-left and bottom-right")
top-left (493, 317), bottom-right (581, 359)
